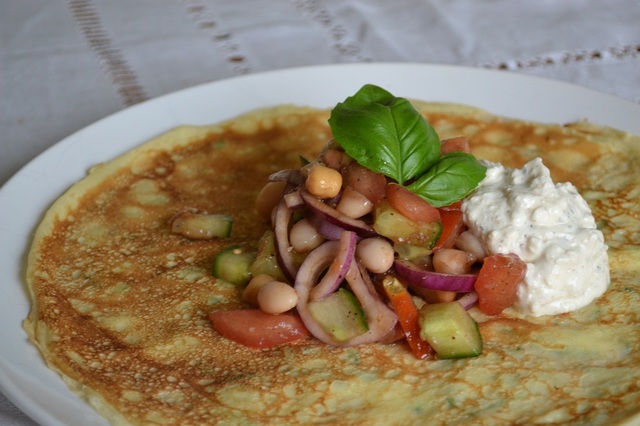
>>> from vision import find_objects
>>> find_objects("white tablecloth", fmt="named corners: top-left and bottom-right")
top-left (1, 1), bottom-right (639, 424)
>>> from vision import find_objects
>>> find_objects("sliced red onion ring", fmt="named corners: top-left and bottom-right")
top-left (394, 259), bottom-right (477, 292)
top-left (284, 190), bottom-right (304, 209)
top-left (273, 199), bottom-right (298, 283)
top-left (307, 211), bottom-right (349, 241)
top-left (269, 169), bottom-right (304, 185)
top-left (309, 231), bottom-right (357, 301)
top-left (457, 291), bottom-right (479, 310)
top-left (301, 190), bottom-right (377, 238)
top-left (295, 247), bottom-right (397, 346)
top-left (340, 261), bottom-right (398, 346)
top-left (294, 241), bottom-right (344, 344)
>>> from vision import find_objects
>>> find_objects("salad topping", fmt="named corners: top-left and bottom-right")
top-left (202, 84), bottom-right (608, 359)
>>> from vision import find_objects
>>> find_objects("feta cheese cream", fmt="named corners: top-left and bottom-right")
top-left (462, 158), bottom-right (609, 316)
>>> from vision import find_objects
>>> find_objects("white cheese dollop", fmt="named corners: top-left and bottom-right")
top-left (462, 158), bottom-right (609, 316)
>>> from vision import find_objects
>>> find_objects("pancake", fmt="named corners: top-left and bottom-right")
top-left (24, 100), bottom-right (640, 425)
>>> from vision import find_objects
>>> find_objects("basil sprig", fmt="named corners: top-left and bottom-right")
top-left (407, 152), bottom-right (487, 207)
top-left (328, 84), bottom-right (486, 208)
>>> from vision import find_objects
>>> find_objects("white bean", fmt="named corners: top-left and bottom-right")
top-left (336, 186), bottom-right (373, 219)
top-left (257, 281), bottom-right (299, 314)
top-left (305, 164), bottom-right (343, 199)
top-left (356, 238), bottom-right (395, 273)
top-left (242, 274), bottom-right (275, 307)
top-left (433, 248), bottom-right (476, 275)
top-left (454, 231), bottom-right (486, 261)
top-left (290, 218), bottom-right (325, 253)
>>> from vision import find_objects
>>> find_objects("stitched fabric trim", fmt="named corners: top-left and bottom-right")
top-left (182, 0), bottom-right (251, 75)
top-left (483, 44), bottom-right (640, 71)
top-left (68, 0), bottom-right (148, 106)
top-left (293, 0), bottom-right (371, 62)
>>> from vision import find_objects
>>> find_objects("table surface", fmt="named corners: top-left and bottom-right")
top-left (1, 1), bottom-right (639, 424)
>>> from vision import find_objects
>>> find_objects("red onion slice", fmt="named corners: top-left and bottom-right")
top-left (394, 259), bottom-right (477, 292)
top-left (309, 231), bottom-right (357, 301)
top-left (301, 190), bottom-right (378, 238)
top-left (284, 190), bottom-right (304, 209)
top-left (340, 261), bottom-right (398, 346)
top-left (269, 169), bottom-right (304, 186)
top-left (307, 211), bottom-right (348, 241)
top-left (294, 241), bottom-right (346, 344)
top-left (295, 246), bottom-right (397, 346)
top-left (273, 199), bottom-right (298, 283)
top-left (457, 291), bottom-right (479, 310)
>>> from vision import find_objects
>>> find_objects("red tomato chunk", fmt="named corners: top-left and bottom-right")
top-left (386, 183), bottom-right (441, 224)
top-left (209, 309), bottom-right (309, 349)
top-left (343, 162), bottom-right (387, 206)
top-left (474, 254), bottom-right (527, 315)
top-left (434, 208), bottom-right (464, 250)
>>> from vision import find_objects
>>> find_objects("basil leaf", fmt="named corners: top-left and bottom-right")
top-left (408, 152), bottom-right (487, 207)
top-left (329, 85), bottom-right (440, 184)
top-left (339, 84), bottom-right (395, 109)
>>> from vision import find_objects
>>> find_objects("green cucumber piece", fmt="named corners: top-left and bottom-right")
top-left (199, 213), bottom-right (233, 238)
top-left (212, 246), bottom-right (255, 285)
top-left (249, 230), bottom-right (286, 281)
top-left (307, 288), bottom-right (368, 342)
top-left (418, 302), bottom-right (482, 359)
top-left (394, 244), bottom-right (432, 261)
top-left (373, 201), bottom-right (442, 249)
top-left (171, 212), bottom-right (233, 239)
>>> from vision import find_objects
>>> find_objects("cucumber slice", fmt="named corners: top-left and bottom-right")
top-left (307, 288), bottom-right (368, 342)
top-left (212, 246), bottom-right (255, 285)
top-left (197, 213), bottom-right (232, 238)
top-left (249, 230), bottom-right (286, 281)
top-left (373, 201), bottom-right (441, 249)
top-left (170, 212), bottom-right (233, 239)
top-left (394, 244), bottom-right (432, 261)
top-left (418, 302), bottom-right (482, 359)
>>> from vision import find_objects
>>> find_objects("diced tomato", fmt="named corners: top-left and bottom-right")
top-left (382, 276), bottom-right (434, 359)
top-left (343, 163), bottom-right (387, 206)
top-left (434, 208), bottom-right (465, 250)
top-left (386, 183), bottom-right (441, 224)
top-left (439, 200), bottom-right (462, 211)
top-left (440, 137), bottom-right (471, 154)
top-left (474, 254), bottom-right (527, 315)
top-left (209, 309), bottom-right (309, 349)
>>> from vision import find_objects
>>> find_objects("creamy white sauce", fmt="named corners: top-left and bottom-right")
top-left (462, 158), bottom-right (609, 316)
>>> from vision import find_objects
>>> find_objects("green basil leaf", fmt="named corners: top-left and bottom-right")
top-left (339, 84), bottom-right (395, 109)
top-left (408, 152), bottom-right (487, 207)
top-left (329, 85), bottom-right (440, 184)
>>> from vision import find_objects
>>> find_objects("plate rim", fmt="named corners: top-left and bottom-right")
top-left (1, 62), bottom-right (639, 426)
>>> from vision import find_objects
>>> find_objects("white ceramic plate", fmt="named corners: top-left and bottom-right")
top-left (1, 63), bottom-right (639, 426)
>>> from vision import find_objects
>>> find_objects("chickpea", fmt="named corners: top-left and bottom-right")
top-left (290, 218), bottom-right (325, 253)
top-left (242, 274), bottom-right (275, 306)
top-left (255, 181), bottom-right (286, 220)
top-left (305, 164), bottom-right (343, 199)
top-left (356, 238), bottom-right (395, 274)
top-left (336, 186), bottom-right (373, 219)
top-left (257, 281), bottom-right (299, 314)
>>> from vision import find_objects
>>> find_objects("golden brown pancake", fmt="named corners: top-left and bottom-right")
top-left (24, 102), bottom-right (640, 425)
